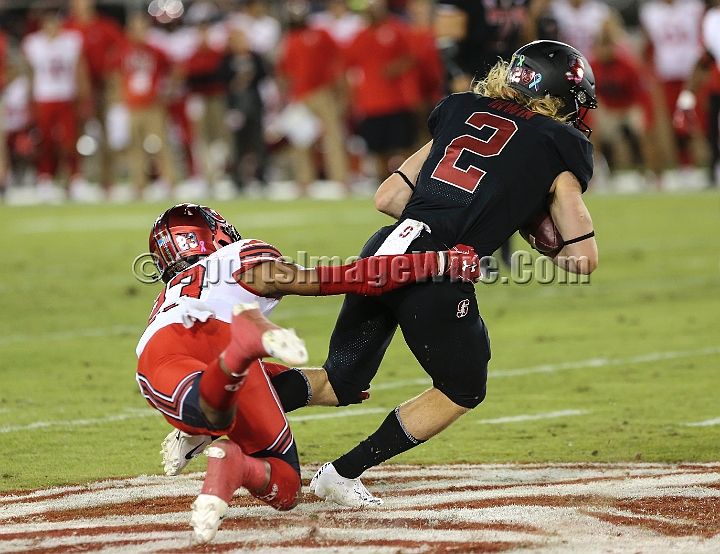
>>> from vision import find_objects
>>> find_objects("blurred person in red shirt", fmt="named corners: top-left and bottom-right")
top-left (589, 19), bottom-right (662, 187)
top-left (345, 0), bottom-right (417, 181)
top-left (146, 16), bottom-right (200, 184)
top-left (184, 3), bottom-right (232, 190)
top-left (406, 0), bottom-right (444, 147)
top-left (276, 0), bottom-right (350, 193)
top-left (120, 12), bottom-right (177, 198)
top-left (65, 0), bottom-right (125, 192)
top-left (640, 0), bottom-right (706, 175)
top-left (22, 4), bottom-right (91, 202)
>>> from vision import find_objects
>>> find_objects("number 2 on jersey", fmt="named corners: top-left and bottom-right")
top-left (148, 265), bottom-right (207, 324)
top-left (431, 111), bottom-right (517, 193)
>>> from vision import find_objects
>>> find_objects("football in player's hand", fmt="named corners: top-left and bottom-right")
top-left (519, 210), bottom-right (564, 257)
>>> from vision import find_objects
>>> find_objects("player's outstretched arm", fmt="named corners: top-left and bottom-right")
top-left (548, 171), bottom-right (599, 274)
top-left (375, 141), bottom-right (432, 219)
top-left (235, 246), bottom-right (481, 297)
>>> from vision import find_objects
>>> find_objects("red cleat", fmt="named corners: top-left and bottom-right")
top-left (190, 439), bottom-right (270, 543)
top-left (229, 303), bottom-right (308, 366)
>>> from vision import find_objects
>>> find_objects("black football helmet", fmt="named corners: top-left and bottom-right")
top-left (506, 40), bottom-right (597, 136)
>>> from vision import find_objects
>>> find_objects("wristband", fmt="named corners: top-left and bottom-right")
top-left (393, 170), bottom-right (415, 191)
top-left (563, 230), bottom-right (595, 245)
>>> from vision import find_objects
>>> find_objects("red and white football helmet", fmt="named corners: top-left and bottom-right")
top-left (149, 203), bottom-right (241, 281)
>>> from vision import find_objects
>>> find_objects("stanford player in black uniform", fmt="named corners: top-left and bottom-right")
top-left (276, 40), bottom-right (600, 507)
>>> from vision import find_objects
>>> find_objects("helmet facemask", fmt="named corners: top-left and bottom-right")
top-left (570, 87), bottom-right (597, 137)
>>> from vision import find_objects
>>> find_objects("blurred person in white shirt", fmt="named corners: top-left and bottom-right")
top-left (2, 52), bottom-right (34, 190)
top-left (228, 0), bottom-right (282, 60)
top-left (308, 0), bottom-right (367, 47)
top-left (549, 0), bottom-right (612, 58)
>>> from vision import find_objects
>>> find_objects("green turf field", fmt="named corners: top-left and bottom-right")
top-left (0, 192), bottom-right (719, 492)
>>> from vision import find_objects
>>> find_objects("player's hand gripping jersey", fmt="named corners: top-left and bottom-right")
top-left (137, 239), bottom-right (282, 357)
top-left (402, 92), bottom-right (594, 258)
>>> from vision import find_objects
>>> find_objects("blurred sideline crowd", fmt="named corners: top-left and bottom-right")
top-left (0, 0), bottom-right (719, 205)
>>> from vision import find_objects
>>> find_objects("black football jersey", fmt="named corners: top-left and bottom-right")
top-left (401, 92), bottom-right (593, 257)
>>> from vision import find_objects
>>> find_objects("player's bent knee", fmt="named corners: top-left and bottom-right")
top-left (436, 372), bottom-right (487, 410)
top-left (199, 398), bottom-right (236, 431)
top-left (249, 457), bottom-right (301, 511)
top-left (326, 373), bottom-right (367, 407)
top-left (333, 387), bottom-right (367, 407)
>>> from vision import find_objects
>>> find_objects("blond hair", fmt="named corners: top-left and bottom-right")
top-left (472, 61), bottom-right (569, 122)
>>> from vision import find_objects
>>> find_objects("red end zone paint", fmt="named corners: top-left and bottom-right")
top-left (0, 463), bottom-right (718, 553)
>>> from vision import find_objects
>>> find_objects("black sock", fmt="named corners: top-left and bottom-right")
top-left (270, 368), bottom-right (312, 413)
top-left (332, 408), bottom-right (425, 479)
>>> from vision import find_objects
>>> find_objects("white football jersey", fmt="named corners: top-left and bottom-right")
top-left (146, 26), bottom-right (200, 63)
top-left (702, 7), bottom-right (720, 71)
top-left (22, 30), bottom-right (83, 102)
top-left (308, 11), bottom-right (367, 46)
top-left (227, 13), bottom-right (281, 56)
top-left (551, 0), bottom-right (611, 58)
top-left (640, 0), bottom-right (704, 81)
top-left (136, 239), bottom-right (283, 356)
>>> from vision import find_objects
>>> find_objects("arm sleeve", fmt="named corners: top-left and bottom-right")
top-left (316, 252), bottom-right (440, 296)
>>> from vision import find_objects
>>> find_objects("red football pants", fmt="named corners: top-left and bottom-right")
top-left (136, 320), bottom-right (292, 456)
top-left (35, 101), bottom-right (79, 177)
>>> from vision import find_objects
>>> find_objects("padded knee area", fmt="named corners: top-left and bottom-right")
top-left (435, 373), bottom-right (487, 409)
top-left (249, 457), bottom-right (301, 511)
top-left (324, 366), bottom-right (368, 407)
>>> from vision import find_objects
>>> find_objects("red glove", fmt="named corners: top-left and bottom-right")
top-left (444, 244), bottom-right (481, 283)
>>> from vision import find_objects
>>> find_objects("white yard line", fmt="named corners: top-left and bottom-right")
top-left (477, 410), bottom-right (589, 424)
top-left (288, 408), bottom-right (387, 422)
top-left (372, 345), bottom-right (720, 391)
top-left (682, 417), bottom-right (720, 427)
top-left (0, 407), bottom-right (387, 434)
top-left (0, 410), bottom-right (157, 434)
top-left (0, 325), bottom-right (143, 346)
top-left (491, 345), bottom-right (720, 377)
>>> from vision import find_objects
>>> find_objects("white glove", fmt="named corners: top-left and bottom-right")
top-left (178, 297), bottom-right (216, 329)
top-left (676, 90), bottom-right (696, 111)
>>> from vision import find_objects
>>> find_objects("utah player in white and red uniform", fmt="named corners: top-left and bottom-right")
top-left (137, 203), bottom-right (480, 542)
top-left (640, 0), bottom-right (704, 167)
top-left (22, 7), bottom-right (88, 195)
top-left (640, 0), bottom-right (704, 106)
